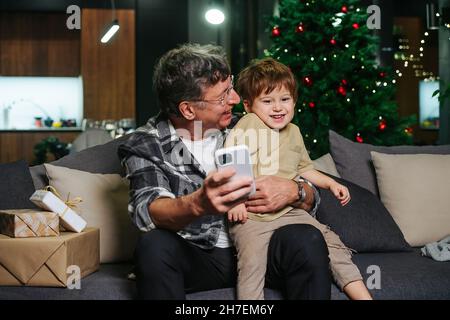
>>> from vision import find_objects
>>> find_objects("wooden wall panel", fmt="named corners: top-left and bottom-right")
top-left (393, 17), bottom-right (438, 145)
top-left (0, 132), bottom-right (79, 165)
top-left (81, 9), bottom-right (135, 121)
top-left (0, 12), bottom-right (80, 76)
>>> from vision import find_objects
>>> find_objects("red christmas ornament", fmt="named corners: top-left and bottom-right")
top-left (378, 119), bottom-right (387, 131)
top-left (341, 79), bottom-right (348, 86)
top-left (337, 86), bottom-right (347, 96)
top-left (295, 23), bottom-right (305, 33)
top-left (356, 134), bottom-right (363, 143)
top-left (379, 72), bottom-right (386, 78)
top-left (352, 23), bottom-right (360, 29)
top-left (302, 76), bottom-right (313, 87)
top-left (272, 26), bottom-right (281, 37)
top-left (330, 38), bottom-right (337, 45)
top-left (341, 6), bottom-right (348, 13)
top-left (308, 102), bottom-right (316, 108)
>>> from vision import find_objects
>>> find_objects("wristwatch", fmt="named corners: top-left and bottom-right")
top-left (293, 175), bottom-right (319, 218)
top-left (294, 175), bottom-right (307, 203)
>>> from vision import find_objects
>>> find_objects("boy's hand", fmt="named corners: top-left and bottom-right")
top-left (330, 182), bottom-right (351, 206)
top-left (228, 204), bottom-right (248, 224)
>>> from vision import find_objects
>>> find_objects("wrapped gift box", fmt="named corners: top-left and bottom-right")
top-left (0, 228), bottom-right (99, 287)
top-left (30, 190), bottom-right (87, 233)
top-left (0, 209), bottom-right (59, 238)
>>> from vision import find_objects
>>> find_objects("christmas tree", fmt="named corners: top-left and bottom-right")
top-left (240, 0), bottom-right (416, 159)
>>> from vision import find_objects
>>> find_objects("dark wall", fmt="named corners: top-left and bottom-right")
top-left (393, 0), bottom-right (429, 18)
top-left (438, 0), bottom-right (450, 144)
top-left (0, 0), bottom-right (136, 11)
top-left (135, 0), bottom-right (188, 126)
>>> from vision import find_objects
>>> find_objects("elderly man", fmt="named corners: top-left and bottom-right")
top-left (118, 43), bottom-right (331, 300)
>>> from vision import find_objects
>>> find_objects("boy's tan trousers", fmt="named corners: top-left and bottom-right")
top-left (229, 208), bottom-right (363, 300)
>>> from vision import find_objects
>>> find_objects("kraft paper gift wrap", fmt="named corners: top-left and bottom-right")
top-left (0, 209), bottom-right (59, 238)
top-left (30, 188), bottom-right (87, 233)
top-left (0, 228), bottom-right (99, 287)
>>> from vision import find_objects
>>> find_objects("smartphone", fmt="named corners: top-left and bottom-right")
top-left (215, 145), bottom-right (256, 196)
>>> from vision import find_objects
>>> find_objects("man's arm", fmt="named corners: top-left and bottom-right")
top-left (119, 132), bottom-right (254, 232)
top-left (291, 177), bottom-right (321, 216)
top-left (291, 179), bottom-right (316, 212)
top-left (244, 175), bottom-right (317, 214)
top-left (150, 168), bottom-right (253, 231)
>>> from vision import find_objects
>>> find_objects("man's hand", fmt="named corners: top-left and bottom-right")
top-left (244, 175), bottom-right (307, 213)
top-left (191, 167), bottom-right (254, 216)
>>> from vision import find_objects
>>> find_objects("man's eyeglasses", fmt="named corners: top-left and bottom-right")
top-left (191, 75), bottom-right (234, 106)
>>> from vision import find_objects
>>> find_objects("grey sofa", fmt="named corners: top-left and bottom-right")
top-left (1, 136), bottom-right (450, 300)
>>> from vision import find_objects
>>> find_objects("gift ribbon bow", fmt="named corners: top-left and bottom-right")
top-left (43, 186), bottom-right (83, 217)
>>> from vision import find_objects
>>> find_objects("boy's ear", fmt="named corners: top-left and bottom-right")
top-left (178, 101), bottom-right (196, 120)
top-left (243, 100), bottom-right (251, 113)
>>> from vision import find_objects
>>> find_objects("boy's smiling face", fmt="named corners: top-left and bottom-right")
top-left (244, 85), bottom-right (295, 130)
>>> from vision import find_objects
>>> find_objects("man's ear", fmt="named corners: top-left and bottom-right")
top-left (243, 100), bottom-right (251, 113)
top-left (178, 101), bottom-right (196, 120)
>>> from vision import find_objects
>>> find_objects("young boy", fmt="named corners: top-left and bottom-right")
top-left (225, 58), bottom-right (372, 300)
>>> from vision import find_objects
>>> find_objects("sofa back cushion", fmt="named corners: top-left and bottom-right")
top-left (329, 130), bottom-right (450, 196)
top-left (30, 134), bottom-right (130, 190)
top-left (44, 163), bottom-right (139, 263)
top-left (0, 160), bottom-right (39, 210)
top-left (312, 153), bottom-right (340, 177)
top-left (371, 152), bottom-right (450, 247)
top-left (316, 173), bottom-right (411, 253)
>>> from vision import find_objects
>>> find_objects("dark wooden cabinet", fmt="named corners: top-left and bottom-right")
top-left (0, 12), bottom-right (80, 76)
top-left (81, 9), bottom-right (135, 120)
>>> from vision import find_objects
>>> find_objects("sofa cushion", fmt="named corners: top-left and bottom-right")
top-left (44, 164), bottom-right (139, 263)
top-left (329, 130), bottom-right (450, 196)
top-left (316, 174), bottom-right (411, 253)
top-left (1, 250), bottom-right (448, 300)
top-left (351, 249), bottom-right (450, 299)
top-left (0, 160), bottom-right (39, 210)
top-left (312, 153), bottom-right (340, 177)
top-left (30, 135), bottom-right (130, 190)
top-left (193, 250), bottom-right (450, 300)
top-left (0, 263), bottom-right (136, 300)
top-left (371, 152), bottom-right (450, 247)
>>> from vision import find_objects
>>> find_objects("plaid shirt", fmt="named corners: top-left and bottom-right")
top-left (118, 113), bottom-right (321, 249)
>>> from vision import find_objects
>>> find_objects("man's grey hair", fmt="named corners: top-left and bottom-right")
top-left (153, 43), bottom-right (231, 117)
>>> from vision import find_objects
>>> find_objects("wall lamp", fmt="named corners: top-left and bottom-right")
top-left (100, 0), bottom-right (120, 43)
top-left (205, 1), bottom-right (225, 25)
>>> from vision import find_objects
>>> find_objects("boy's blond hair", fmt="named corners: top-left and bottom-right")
top-left (237, 58), bottom-right (298, 105)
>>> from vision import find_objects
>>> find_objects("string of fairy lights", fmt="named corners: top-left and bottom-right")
top-left (394, 31), bottom-right (438, 82)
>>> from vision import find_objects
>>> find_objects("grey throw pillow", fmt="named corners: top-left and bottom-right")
top-left (316, 173), bottom-right (411, 253)
top-left (30, 134), bottom-right (130, 190)
top-left (328, 130), bottom-right (450, 196)
top-left (0, 160), bottom-right (38, 210)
